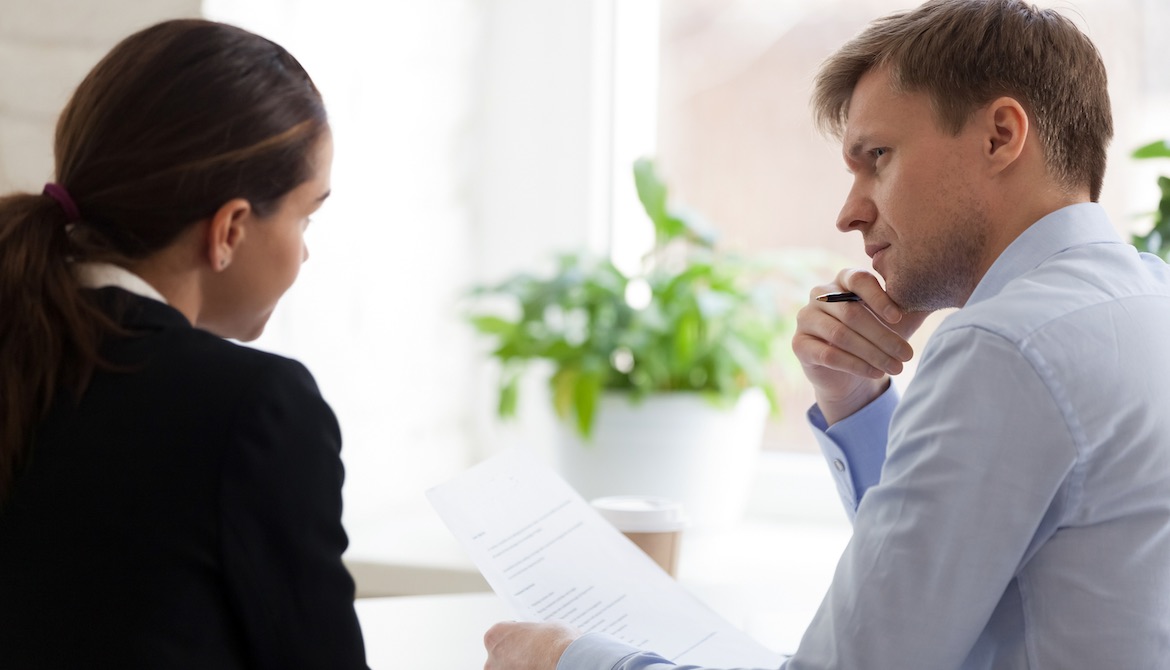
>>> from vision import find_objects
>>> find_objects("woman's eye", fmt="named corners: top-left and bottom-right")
top-left (871, 147), bottom-right (888, 160)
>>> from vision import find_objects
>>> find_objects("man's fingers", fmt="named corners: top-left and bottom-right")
top-left (795, 270), bottom-right (922, 423)
top-left (831, 269), bottom-right (905, 323)
top-left (794, 330), bottom-right (888, 379)
top-left (834, 302), bottom-right (914, 362)
top-left (484, 622), bottom-right (511, 655)
top-left (483, 621), bottom-right (581, 670)
top-left (797, 302), bottom-right (912, 373)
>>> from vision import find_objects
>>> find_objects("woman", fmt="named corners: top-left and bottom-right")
top-left (0, 19), bottom-right (368, 668)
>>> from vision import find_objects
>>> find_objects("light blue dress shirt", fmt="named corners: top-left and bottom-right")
top-left (557, 203), bottom-right (1170, 669)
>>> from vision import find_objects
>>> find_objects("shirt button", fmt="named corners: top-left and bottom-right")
top-left (833, 459), bottom-right (846, 472)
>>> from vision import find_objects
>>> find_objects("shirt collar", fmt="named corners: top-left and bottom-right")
top-left (75, 262), bottom-right (169, 305)
top-left (966, 202), bottom-right (1123, 307)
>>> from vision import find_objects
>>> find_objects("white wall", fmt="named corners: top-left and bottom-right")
top-left (200, 0), bottom-right (619, 547)
top-left (0, 0), bottom-right (201, 193)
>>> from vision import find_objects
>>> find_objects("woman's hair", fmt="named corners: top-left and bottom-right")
top-left (0, 19), bottom-right (328, 498)
top-left (812, 0), bottom-right (1113, 201)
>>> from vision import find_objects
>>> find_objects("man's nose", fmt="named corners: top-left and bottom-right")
top-left (836, 180), bottom-right (877, 233)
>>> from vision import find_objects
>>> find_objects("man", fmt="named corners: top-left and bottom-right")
top-left (483, 0), bottom-right (1170, 667)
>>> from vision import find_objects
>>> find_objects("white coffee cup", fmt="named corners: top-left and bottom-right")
top-left (591, 496), bottom-right (688, 577)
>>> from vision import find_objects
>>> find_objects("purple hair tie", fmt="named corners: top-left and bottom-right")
top-left (43, 182), bottom-right (81, 223)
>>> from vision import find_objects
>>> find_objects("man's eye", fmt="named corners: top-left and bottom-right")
top-left (871, 147), bottom-right (888, 159)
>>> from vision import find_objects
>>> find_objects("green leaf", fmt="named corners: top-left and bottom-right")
top-left (574, 369), bottom-right (604, 438)
top-left (469, 315), bottom-right (516, 335)
top-left (539, 340), bottom-right (578, 361)
top-left (662, 263), bottom-right (712, 300)
top-left (667, 204), bottom-right (718, 247)
top-left (1133, 140), bottom-right (1170, 160)
top-left (634, 157), bottom-right (669, 233)
top-left (491, 341), bottom-right (523, 361)
top-left (672, 308), bottom-right (700, 370)
top-left (634, 157), bottom-right (705, 246)
top-left (550, 366), bottom-right (579, 420)
top-left (762, 385), bottom-right (781, 416)
top-left (498, 373), bottom-right (520, 418)
top-left (1133, 174), bottom-right (1170, 262)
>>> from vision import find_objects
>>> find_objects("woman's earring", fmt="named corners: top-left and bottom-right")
top-left (220, 258), bottom-right (228, 269)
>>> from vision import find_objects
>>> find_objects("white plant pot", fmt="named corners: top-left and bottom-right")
top-left (553, 388), bottom-right (769, 528)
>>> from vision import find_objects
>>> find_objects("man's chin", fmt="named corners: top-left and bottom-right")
top-left (887, 282), bottom-right (963, 313)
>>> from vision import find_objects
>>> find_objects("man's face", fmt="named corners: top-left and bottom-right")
top-left (837, 68), bottom-right (992, 311)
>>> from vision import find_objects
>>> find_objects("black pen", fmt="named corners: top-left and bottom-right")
top-left (816, 291), bottom-right (862, 303)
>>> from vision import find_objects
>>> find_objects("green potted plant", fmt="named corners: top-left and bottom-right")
top-left (1131, 140), bottom-right (1170, 261)
top-left (467, 158), bottom-right (796, 526)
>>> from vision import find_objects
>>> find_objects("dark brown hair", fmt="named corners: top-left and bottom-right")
top-left (812, 0), bottom-right (1113, 201)
top-left (0, 19), bottom-right (327, 498)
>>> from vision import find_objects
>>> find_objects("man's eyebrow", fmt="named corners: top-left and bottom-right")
top-left (844, 138), bottom-right (868, 160)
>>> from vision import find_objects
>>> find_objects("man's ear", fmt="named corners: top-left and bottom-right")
top-left (205, 198), bottom-right (252, 271)
top-left (983, 96), bottom-right (1029, 174)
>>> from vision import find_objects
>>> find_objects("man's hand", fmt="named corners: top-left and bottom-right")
top-left (484, 621), bottom-right (580, 670)
top-left (792, 269), bottom-right (928, 424)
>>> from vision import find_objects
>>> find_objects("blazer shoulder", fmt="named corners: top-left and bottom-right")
top-left (192, 335), bottom-right (332, 439)
top-left (130, 321), bottom-right (318, 391)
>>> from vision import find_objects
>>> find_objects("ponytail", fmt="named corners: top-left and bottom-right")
top-left (0, 192), bottom-right (115, 501)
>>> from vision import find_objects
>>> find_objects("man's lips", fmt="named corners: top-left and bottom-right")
top-left (866, 243), bottom-right (889, 276)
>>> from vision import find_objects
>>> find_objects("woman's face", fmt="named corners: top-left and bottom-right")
top-left (202, 130), bottom-right (333, 341)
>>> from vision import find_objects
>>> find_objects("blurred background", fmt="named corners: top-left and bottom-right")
top-left (3, 0), bottom-right (1169, 554)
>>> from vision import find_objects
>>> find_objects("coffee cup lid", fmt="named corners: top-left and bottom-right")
top-left (591, 496), bottom-right (689, 532)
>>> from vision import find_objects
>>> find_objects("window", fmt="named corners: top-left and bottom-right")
top-left (201, 0), bottom-right (1170, 547)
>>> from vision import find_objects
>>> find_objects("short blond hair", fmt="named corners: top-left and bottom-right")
top-left (813, 0), bottom-right (1113, 201)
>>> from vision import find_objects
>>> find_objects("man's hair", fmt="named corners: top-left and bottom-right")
top-left (813, 0), bottom-right (1113, 201)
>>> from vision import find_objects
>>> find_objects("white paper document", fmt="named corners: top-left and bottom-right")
top-left (426, 449), bottom-right (783, 668)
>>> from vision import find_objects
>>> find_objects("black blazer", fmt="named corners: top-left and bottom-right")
top-left (0, 288), bottom-right (368, 669)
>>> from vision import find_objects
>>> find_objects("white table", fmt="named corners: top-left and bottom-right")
top-left (357, 592), bottom-right (509, 668)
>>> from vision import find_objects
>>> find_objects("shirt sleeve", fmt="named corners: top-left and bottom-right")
top-left (807, 384), bottom-right (899, 519)
top-left (218, 358), bottom-right (369, 669)
top-left (786, 326), bottom-right (1078, 668)
top-left (559, 632), bottom-right (786, 670)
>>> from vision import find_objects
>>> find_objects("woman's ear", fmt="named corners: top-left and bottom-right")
top-left (205, 198), bottom-right (252, 271)
top-left (983, 96), bottom-right (1029, 173)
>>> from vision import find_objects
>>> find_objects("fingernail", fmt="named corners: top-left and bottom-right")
top-left (884, 306), bottom-right (901, 322)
